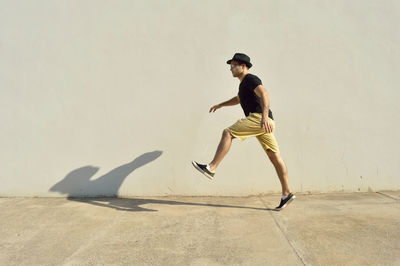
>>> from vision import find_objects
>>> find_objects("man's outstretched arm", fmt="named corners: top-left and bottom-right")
top-left (209, 95), bottom-right (240, 113)
top-left (220, 95), bottom-right (240, 107)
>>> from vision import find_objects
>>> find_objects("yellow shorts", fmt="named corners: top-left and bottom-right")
top-left (225, 112), bottom-right (280, 153)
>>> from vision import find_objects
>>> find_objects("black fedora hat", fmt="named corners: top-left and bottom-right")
top-left (226, 53), bottom-right (252, 68)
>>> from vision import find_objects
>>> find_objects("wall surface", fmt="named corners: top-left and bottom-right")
top-left (1, 0), bottom-right (399, 196)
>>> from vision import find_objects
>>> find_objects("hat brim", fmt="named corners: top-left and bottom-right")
top-left (226, 59), bottom-right (252, 68)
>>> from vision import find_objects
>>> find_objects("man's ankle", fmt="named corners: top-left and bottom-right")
top-left (208, 164), bottom-right (216, 172)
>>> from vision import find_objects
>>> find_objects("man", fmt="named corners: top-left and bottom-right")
top-left (191, 53), bottom-right (295, 211)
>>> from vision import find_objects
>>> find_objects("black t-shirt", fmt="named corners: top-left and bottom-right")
top-left (238, 73), bottom-right (274, 120)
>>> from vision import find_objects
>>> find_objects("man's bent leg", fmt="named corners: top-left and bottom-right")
top-left (209, 129), bottom-right (235, 172)
top-left (210, 114), bottom-right (259, 172)
top-left (265, 149), bottom-right (291, 196)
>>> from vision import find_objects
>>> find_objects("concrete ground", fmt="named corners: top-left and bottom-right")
top-left (1, 190), bottom-right (399, 266)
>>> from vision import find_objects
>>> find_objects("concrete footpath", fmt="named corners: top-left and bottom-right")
top-left (1, 191), bottom-right (399, 266)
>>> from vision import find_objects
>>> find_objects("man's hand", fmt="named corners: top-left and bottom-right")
top-left (209, 104), bottom-right (222, 113)
top-left (261, 116), bottom-right (274, 133)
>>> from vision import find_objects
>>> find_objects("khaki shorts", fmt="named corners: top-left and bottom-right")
top-left (225, 112), bottom-right (280, 153)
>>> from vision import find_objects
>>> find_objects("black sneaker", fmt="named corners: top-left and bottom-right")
top-left (191, 161), bottom-right (215, 180)
top-left (275, 192), bottom-right (296, 211)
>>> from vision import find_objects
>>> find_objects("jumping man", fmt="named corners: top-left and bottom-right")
top-left (192, 53), bottom-right (295, 211)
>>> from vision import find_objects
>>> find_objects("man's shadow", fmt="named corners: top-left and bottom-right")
top-left (50, 150), bottom-right (277, 212)
top-left (50, 150), bottom-right (163, 197)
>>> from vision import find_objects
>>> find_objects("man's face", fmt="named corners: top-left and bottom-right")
top-left (230, 60), bottom-right (246, 77)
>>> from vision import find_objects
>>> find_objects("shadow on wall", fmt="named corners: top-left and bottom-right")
top-left (49, 149), bottom-right (278, 212)
top-left (49, 150), bottom-right (163, 197)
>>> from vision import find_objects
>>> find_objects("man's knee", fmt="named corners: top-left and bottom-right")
top-left (223, 129), bottom-right (235, 139)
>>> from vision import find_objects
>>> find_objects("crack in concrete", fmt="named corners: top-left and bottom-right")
top-left (258, 196), bottom-right (308, 266)
top-left (376, 192), bottom-right (399, 201)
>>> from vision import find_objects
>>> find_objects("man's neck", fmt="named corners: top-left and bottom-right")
top-left (238, 71), bottom-right (249, 83)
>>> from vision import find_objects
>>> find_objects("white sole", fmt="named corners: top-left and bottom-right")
top-left (275, 195), bottom-right (296, 211)
top-left (191, 161), bottom-right (213, 180)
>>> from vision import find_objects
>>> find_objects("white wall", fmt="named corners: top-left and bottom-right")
top-left (1, 0), bottom-right (399, 196)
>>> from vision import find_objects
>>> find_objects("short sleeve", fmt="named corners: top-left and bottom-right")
top-left (248, 75), bottom-right (262, 91)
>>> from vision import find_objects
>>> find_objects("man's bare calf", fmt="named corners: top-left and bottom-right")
top-left (265, 149), bottom-right (291, 196)
top-left (208, 129), bottom-right (235, 172)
